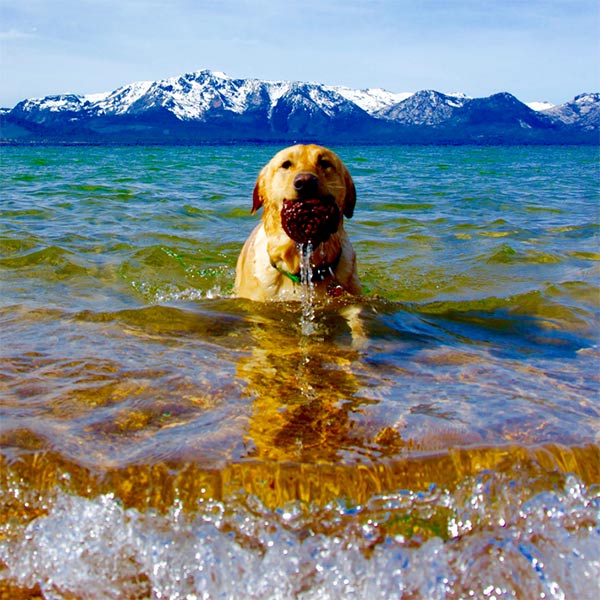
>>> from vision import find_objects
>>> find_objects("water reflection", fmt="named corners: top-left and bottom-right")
top-left (237, 300), bottom-right (387, 463)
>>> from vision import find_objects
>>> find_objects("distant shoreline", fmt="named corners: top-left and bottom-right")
top-left (1, 139), bottom-right (598, 147)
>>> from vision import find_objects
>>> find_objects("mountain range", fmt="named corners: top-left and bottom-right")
top-left (1, 69), bottom-right (598, 145)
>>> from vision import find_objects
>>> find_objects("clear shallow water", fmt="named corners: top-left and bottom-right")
top-left (0, 144), bottom-right (599, 598)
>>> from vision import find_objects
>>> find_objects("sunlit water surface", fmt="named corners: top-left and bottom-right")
top-left (1, 145), bottom-right (599, 598)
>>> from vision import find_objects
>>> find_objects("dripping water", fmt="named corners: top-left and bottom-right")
top-left (296, 242), bottom-right (320, 400)
top-left (298, 242), bottom-right (317, 337)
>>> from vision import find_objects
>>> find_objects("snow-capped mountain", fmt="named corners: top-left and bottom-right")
top-left (2, 69), bottom-right (598, 144)
top-left (541, 93), bottom-right (600, 130)
top-left (376, 90), bottom-right (470, 125)
top-left (9, 71), bottom-right (404, 124)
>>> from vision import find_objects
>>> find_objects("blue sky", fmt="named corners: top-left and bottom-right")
top-left (1, 0), bottom-right (598, 107)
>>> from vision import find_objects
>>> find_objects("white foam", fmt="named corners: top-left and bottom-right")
top-left (1, 474), bottom-right (598, 599)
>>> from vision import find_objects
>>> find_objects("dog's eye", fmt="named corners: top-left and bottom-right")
top-left (281, 160), bottom-right (292, 169)
top-left (318, 158), bottom-right (334, 170)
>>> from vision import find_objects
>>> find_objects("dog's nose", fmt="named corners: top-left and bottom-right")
top-left (293, 173), bottom-right (319, 196)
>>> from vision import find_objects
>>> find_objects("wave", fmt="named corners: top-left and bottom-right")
top-left (1, 446), bottom-right (598, 599)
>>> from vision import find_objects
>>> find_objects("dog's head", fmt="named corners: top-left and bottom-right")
top-left (251, 144), bottom-right (356, 246)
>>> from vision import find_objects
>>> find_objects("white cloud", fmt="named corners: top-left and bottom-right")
top-left (0, 27), bottom-right (37, 40)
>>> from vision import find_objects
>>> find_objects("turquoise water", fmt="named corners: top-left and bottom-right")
top-left (1, 144), bottom-right (599, 598)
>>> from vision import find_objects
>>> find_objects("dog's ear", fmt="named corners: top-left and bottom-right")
top-left (251, 170), bottom-right (265, 214)
top-left (343, 167), bottom-right (356, 219)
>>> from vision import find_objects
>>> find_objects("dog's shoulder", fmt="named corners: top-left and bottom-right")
top-left (235, 223), bottom-right (296, 301)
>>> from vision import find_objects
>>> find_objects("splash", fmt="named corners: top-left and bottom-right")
top-left (131, 280), bottom-right (231, 303)
top-left (1, 472), bottom-right (598, 599)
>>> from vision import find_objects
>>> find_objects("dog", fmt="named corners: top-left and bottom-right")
top-left (235, 144), bottom-right (362, 301)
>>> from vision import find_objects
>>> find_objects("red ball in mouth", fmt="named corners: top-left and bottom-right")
top-left (281, 197), bottom-right (340, 246)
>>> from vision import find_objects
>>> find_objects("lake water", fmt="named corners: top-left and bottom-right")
top-left (1, 144), bottom-right (599, 599)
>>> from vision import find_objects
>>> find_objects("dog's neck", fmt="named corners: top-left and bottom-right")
top-left (270, 248), bottom-right (342, 284)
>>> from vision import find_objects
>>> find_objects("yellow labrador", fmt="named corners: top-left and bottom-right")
top-left (235, 144), bottom-right (361, 301)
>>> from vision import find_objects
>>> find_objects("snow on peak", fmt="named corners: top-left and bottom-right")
top-left (83, 91), bottom-right (110, 104)
top-left (526, 101), bottom-right (555, 112)
top-left (329, 86), bottom-right (414, 114)
top-left (94, 80), bottom-right (153, 115)
top-left (210, 71), bottom-right (231, 80)
top-left (573, 92), bottom-right (600, 105)
top-left (20, 94), bottom-right (85, 112)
